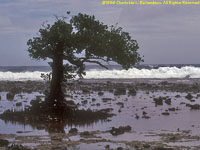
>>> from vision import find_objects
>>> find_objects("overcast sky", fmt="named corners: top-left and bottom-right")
top-left (0, 0), bottom-right (200, 66)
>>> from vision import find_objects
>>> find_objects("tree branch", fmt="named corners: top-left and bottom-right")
top-left (79, 57), bottom-right (108, 63)
top-left (82, 60), bottom-right (108, 69)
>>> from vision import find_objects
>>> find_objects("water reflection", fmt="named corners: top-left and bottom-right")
top-left (1, 89), bottom-right (200, 149)
top-left (0, 107), bottom-right (111, 134)
top-left (47, 121), bottom-right (65, 133)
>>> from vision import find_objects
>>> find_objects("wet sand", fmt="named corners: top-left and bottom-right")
top-left (1, 78), bottom-right (200, 150)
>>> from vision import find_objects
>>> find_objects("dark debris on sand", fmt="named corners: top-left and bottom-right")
top-left (108, 125), bottom-right (132, 136)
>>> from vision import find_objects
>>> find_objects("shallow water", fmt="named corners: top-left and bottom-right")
top-left (1, 86), bottom-right (200, 149)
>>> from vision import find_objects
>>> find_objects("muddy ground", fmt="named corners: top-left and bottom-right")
top-left (0, 78), bottom-right (200, 150)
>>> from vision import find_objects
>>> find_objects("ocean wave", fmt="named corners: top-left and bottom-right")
top-left (0, 71), bottom-right (46, 81)
top-left (0, 66), bottom-right (200, 81)
top-left (85, 66), bottom-right (200, 79)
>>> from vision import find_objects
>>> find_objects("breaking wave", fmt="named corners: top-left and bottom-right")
top-left (0, 66), bottom-right (200, 81)
top-left (0, 71), bottom-right (46, 81)
top-left (85, 66), bottom-right (200, 79)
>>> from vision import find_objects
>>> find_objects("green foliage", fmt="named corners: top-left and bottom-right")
top-left (27, 12), bottom-right (142, 80)
top-left (41, 73), bottom-right (52, 82)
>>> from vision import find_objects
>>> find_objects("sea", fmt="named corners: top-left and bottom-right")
top-left (0, 64), bottom-right (200, 81)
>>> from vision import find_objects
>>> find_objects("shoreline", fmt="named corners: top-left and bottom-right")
top-left (80, 78), bottom-right (200, 83)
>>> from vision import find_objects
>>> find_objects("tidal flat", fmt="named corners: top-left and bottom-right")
top-left (1, 79), bottom-right (200, 150)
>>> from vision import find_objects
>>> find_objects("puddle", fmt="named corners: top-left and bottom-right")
top-left (167, 140), bottom-right (200, 147)
top-left (76, 142), bottom-right (129, 150)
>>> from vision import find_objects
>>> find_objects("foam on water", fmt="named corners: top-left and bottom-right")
top-left (0, 66), bottom-right (200, 81)
top-left (0, 71), bottom-right (46, 81)
top-left (85, 66), bottom-right (200, 79)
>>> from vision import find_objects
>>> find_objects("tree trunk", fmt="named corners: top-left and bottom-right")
top-left (46, 53), bottom-right (66, 115)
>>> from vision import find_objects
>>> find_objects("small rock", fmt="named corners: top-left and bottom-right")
top-left (197, 93), bottom-right (200, 98)
top-left (142, 115), bottom-right (151, 119)
top-left (102, 98), bottom-right (112, 102)
top-left (116, 102), bottom-right (124, 107)
top-left (81, 100), bottom-right (88, 105)
top-left (175, 95), bottom-right (180, 98)
top-left (82, 89), bottom-right (90, 94)
top-left (69, 128), bottom-right (78, 134)
top-left (0, 139), bottom-right (9, 147)
top-left (114, 88), bottom-right (126, 95)
top-left (80, 131), bottom-right (90, 136)
top-left (142, 111), bottom-right (147, 115)
top-left (134, 145), bottom-right (139, 149)
top-left (162, 112), bottom-right (170, 115)
top-left (109, 125), bottom-right (131, 136)
top-left (105, 145), bottom-right (110, 149)
top-left (16, 131), bottom-right (23, 134)
top-left (96, 103), bottom-right (100, 106)
top-left (153, 97), bottom-right (163, 106)
top-left (190, 99), bottom-right (195, 102)
top-left (6, 92), bottom-right (15, 101)
top-left (116, 147), bottom-right (124, 150)
top-left (180, 102), bottom-right (185, 105)
top-left (135, 114), bottom-right (140, 119)
top-left (92, 98), bottom-right (96, 102)
top-left (169, 136), bottom-right (176, 141)
top-left (98, 91), bottom-right (104, 96)
top-left (165, 98), bottom-right (171, 105)
top-left (185, 93), bottom-right (193, 100)
top-left (16, 102), bottom-right (22, 107)
top-left (168, 108), bottom-right (176, 111)
top-left (128, 88), bottom-right (137, 96)
top-left (143, 144), bottom-right (151, 148)
top-left (189, 104), bottom-right (200, 110)
top-left (154, 96), bottom-right (171, 106)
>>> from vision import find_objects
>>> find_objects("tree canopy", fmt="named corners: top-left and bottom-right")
top-left (27, 13), bottom-right (142, 80)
